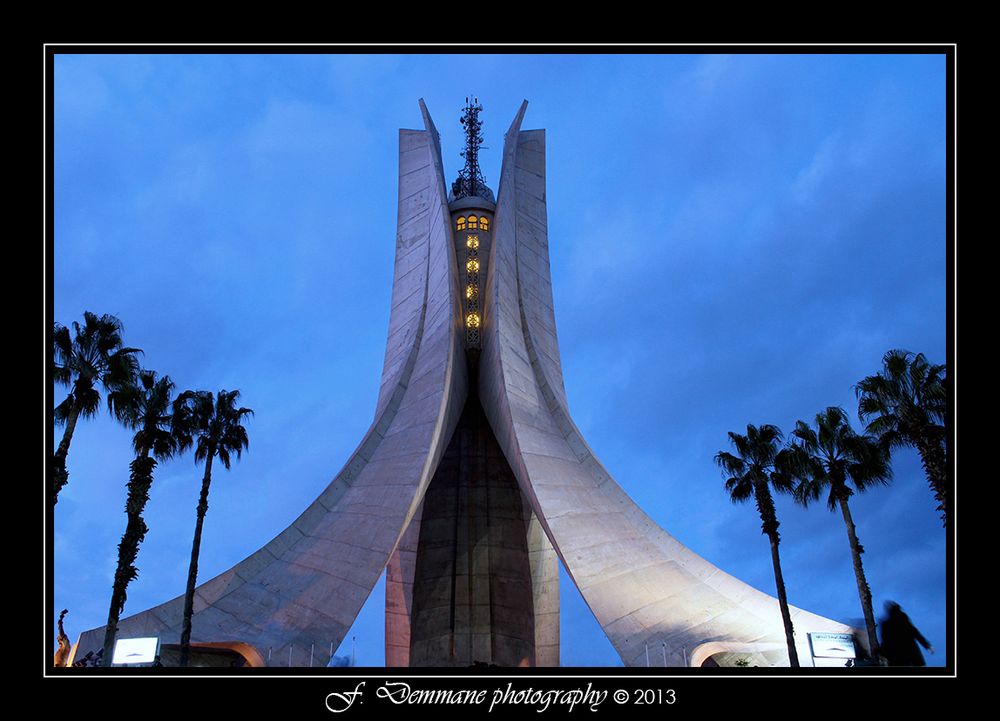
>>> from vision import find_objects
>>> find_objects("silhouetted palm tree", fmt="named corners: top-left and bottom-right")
top-left (101, 370), bottom-right (181, 666)
top-left (715, 423), bottom-right (800, 667)
top-left (855, 350), bottom-right (947, 525)
top-left (53, 312), bottom-right (141, 505)
top-left (788, 407), bottom-right (891, 660)
top-left (173, 389), bottom-right (253, 667)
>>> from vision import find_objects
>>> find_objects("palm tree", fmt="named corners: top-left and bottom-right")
top-left (53, 312), bottom-right (141, 505)
top-left (173, 389), bottom-right (253, 667)
top-left (101, 370), bottom-right (181, 666)
top-left (788, 407), bottom-right (891, 660)
top-left (715, 423), bottom-right (800, 667)
top-left (855, 350), bottom-right (947, 525)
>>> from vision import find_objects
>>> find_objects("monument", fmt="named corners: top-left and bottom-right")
top-left (73, 99), bottom-right (857, 667)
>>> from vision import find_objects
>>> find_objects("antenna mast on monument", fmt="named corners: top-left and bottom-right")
top-left (452, 96), bottom-right (488, 200)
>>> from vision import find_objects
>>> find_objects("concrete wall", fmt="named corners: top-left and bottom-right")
top-left (407, 393), bottom-right (536, 667)
top-left (384, 500), bottom-right (422, 667)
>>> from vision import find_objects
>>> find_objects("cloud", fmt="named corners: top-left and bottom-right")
top-left (792, 131), bottom-right (843, 204)
top-left (679, 54), bottom-right (735, 101)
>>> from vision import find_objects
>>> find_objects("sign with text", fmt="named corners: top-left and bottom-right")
top-left (111, 637), bottom-right (159, 666)
top-left (809, 632), bottom-right (857, 659)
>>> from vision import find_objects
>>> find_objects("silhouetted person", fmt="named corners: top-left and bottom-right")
top-left (880, 601), bottom-right (933, 666)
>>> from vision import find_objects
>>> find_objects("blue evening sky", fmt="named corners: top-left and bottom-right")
top-left (52, 52), bottom-right (949, 667)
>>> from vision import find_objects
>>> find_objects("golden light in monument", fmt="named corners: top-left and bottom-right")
top-left (466, 312), bottom-right (481, 329)
top-left (466, 235), bottom-right (479, 249)
top-left (467, 259), bottom-right (480, 273)
top-left (466, 284), bottom-right (478, 300)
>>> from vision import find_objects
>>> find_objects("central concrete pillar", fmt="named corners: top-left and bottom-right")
top-left (407, 365), bottom-right (536, 667)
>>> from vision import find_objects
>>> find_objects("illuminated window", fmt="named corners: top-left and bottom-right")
top-left (463, 217), bottom-right (483, 348)
top-left (456, 216), bottom-right (467, 231)
top-left (480, 216), bottom-right (489, 231)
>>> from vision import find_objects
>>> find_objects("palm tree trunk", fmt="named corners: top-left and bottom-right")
top-left (754, 480), bottom-right (799, 667)
top-left (837, 495), bottom-right (879, 659)
top-left (101, 451), bottom-right (157, 666)
top-left (179, 452), bottom-right (214, 668)
top-left (915, 434), bottom-right (948, 526)
top-left (53, 402), bottom-right (81, 505)
top-left (766, 532), bottom-right (800, 667)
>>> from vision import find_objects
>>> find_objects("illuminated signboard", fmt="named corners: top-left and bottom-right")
top-left (111, 637), bottom-right (160, 666)
top-left (808, 632), bottom-right (857, 659)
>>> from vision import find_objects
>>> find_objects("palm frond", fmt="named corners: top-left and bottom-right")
top-left (108, 381), bottom-right (141, 425)
top-left (777, 443), bottom-right (814, 480)
top-left (715, 450), bottom-right (746, 477)
top-left (52, 311), bottom-right (142, 428)
top-left (175, 389), bottom-right (254, 470)
top-left (104, 347), bottom-right (143, 392)
top-left (788, 403), bottom-right (893, 513)
top-left (792, 476), bottom-right (823, 508)
top-left (845, 433), bottom-right (892, 492)
top-left (75, 384), bottom-right (102, 419)
top-left (718, 423), bottom-right (789, 507)
top-left (729, 431), bottom-right (751, 462)
top-left (769, 467), bottom-right (796, 495)
top-left (119, 371), bottom-right (180, 459)
top-left (790, 420), bottom-right (818, 453)
top-left (54, 395), bottom-right (74, 426)
top-left (53, 324), bottom-right (73, 386)
top-left (724, 475), bottom-right (754, 503)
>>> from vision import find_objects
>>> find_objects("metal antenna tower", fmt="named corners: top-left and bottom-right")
top-left (452, 96), bottom-right (488, 200)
